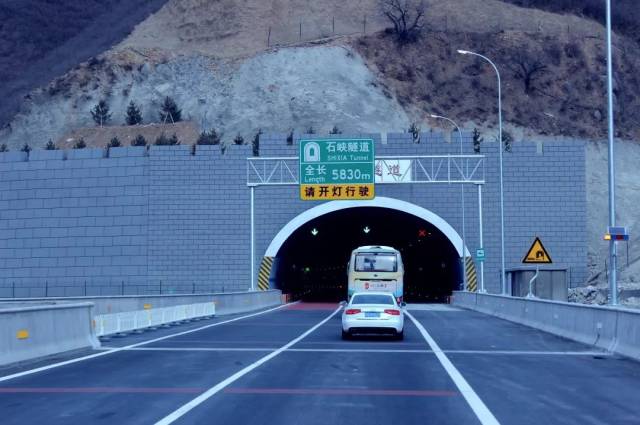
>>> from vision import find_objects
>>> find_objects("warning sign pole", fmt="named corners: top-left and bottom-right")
top-left (526, 265), bottom-right (539, 298)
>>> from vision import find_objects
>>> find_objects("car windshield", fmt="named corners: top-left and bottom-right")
top-left (351, 294), bottom-right (395, 305)
top-left (354, 253), bottom-right (397, 272)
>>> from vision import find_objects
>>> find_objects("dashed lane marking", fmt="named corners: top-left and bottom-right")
top-left (0, 303), bottom-right (293, 384)
top-left (406, 311), bottom-right (501, 425)
top-left (154, 306), bottom-right (342, 425)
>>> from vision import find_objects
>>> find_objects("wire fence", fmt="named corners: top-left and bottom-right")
top-left (262, 13), bottom-right (605, 49)
top-left (0, 281), bottom-right (239, 298)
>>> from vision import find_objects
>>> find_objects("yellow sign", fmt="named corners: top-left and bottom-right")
top-left (16, 329), bottom-right (29, 339)
top-left (300, 184), bottom-right (375, 200)
top-left (143, 303), bottom-right (152, 310)
top-left (522, 237), bottom-right (552, 264)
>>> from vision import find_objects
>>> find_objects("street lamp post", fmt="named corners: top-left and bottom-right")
top-left (457, 49), bottom-right (506, 295)
top-left (430, 114), bottom-right (466, 291)
top-left (605, 0), bottom-right (618, 305)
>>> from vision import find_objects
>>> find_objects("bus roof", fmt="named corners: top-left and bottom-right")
top-left (352, 245), bottom-right (399, 253)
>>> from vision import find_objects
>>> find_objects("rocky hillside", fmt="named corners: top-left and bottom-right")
top-left (0, 0), bottom-right (169, 128)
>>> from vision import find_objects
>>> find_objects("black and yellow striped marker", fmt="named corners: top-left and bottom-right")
top-left (465, 256), bottom-right (478, 292)
top-left (257, 257), bottom-right (274, 291)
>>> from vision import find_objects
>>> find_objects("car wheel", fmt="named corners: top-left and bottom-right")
top-left (341, 330), bottom-right (350, 340)
top-left (395, 330), bottom-right (404, 341)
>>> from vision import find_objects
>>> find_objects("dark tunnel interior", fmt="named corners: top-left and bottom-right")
top-left (274, 207), bottom-right (462, 302)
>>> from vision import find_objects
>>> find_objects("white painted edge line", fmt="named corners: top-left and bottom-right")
top-left (406, 311), bottom-right (501, 425)
top-left (0, 303), bottom-right (292, 383)
top-left (155, 306), bottom-right (342, 425)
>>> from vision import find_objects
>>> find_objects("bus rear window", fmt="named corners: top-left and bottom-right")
top-left (354, 253), bottom-right (397, 272)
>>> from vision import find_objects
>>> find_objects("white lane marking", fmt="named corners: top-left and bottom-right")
top-left (406, 311), bottom-right (501, 425)
top-left (444, 350), bottom-right (611, 356)
top-left (98, 346), bottom-right (610, 356)
top-left (0, 303), bottom-right (292, 383)
top-left (406, 304), bottom-right (462, 311)
top-left (155, 306), bottom-right (342, 425)
top-left (99, 346), bottom-right (433, 353)
top-left (97, 347), bottom-right (277, 352)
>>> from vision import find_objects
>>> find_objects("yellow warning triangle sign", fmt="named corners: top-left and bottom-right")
top-left (522, 237), bottom-right (552, 264)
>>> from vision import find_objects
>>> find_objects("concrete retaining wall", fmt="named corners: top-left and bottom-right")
top-left (452, 291), bottom-right (640, 361)
top-left (0, 302), bottom-right (98, 366)
top-left (1, 290), bottom-right (283, 315)
top-left (0, 136), bottom-right (587, 296)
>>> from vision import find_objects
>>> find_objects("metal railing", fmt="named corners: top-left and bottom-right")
top-left (94, 302), bottom-right (216, 337)
top-left (247, 155), bottom-right (485, 186)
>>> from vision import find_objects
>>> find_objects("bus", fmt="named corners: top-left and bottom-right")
top-left (347, 246), bottom-right (404, 303)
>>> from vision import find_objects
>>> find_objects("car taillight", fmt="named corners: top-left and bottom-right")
top-left (384, 309), bottom-right (400, 316)
top-left (345, 309), bottom-right (361, 315)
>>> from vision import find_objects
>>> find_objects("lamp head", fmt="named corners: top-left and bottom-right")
top-left (457, 49), bottom-right (470, 55)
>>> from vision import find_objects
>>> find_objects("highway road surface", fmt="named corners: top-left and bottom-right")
top-left (1, 303), bottom-right (639, 424)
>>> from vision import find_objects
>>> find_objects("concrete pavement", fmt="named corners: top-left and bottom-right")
top-left (0, 303), bottom-right (639, 424)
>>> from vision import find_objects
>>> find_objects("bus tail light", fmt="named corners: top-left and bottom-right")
top-left (384, 309), bottom-right (401, 316)
top-left (345, 309), bottom-right (361, 315)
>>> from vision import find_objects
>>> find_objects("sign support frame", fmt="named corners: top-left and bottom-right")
top-left (247, 154), bottom-right (486, 292)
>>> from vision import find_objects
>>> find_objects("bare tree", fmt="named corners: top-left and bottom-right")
top-left (379, 0), bottom-right (427, 43)
top-left (508, 51), bottom-right (548, 95)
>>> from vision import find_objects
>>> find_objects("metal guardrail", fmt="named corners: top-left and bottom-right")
top-left (94, 302), bottom-right (216, 337)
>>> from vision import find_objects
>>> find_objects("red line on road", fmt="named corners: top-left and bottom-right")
top-left (224, 387), bottom-right (458, 397)
top-left (284, 303), bottom-right (339, 311)
top-left (0, 387), bottom-right (204, 394)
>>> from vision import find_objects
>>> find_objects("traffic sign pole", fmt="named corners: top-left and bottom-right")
top-left (250, 186), bottom-right (255, 291)
top-left (477, 183), bottom-right (485, 293)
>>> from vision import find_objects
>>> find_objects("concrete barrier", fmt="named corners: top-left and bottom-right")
top-left (0, 302), bottom-right (98, 366)
top-left (452, 292), bottom-right (640, 361)
top-left (0, 290), bottom-right (283, 316)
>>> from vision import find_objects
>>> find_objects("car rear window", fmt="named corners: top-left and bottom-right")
top-left (351, 294), bottom-right (395, 305)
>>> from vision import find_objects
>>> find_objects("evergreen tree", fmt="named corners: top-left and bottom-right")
top-left (0, 144), bottom-right (8, 152)
top-left (196, 129), bottom-right (221, 145)
top-left (45, 139), bottom-right (58, 150)
top-left (155, 133), bottom-right (180, 145)
top-left (472, 128), bottom-right (483, 153)
top-left (408, 123), bottom-right (421, 143)
top-left (252, 129), bottom-right (262, 156)
top-left (502, 130), bottom-right (513, 153)
top-left (159, 96), bottom-right (182, 123)
top-left (90, 100), bottom-right (112, 126)
top-left (329, 125), bottom-right (342, 134)
top-left (125, 101), bottom-right (143, 125)
top-left (108, 137), bottom-right (121, 148)
top-left (286, 129), bottom-right (294, 145)
top-left (74, 138), bottom-right (87, 149)
top-left (131, 134), bottom-right (147, 147)
top-left (233, 134), bottom-right (244, 145)
top-left (21, 143), bottom-right (31, 153)
top-left (306, 126), bottom-right (315, 134)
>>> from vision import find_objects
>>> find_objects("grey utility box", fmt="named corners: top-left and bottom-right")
top-left (508, 268), bottom-right (568, 301)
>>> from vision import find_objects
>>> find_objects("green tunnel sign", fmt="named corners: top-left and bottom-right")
top-left (299, 139), bottom-right (375, 201)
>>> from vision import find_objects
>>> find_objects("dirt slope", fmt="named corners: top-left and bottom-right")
top-left (118, 0), bottom-right (608, 59)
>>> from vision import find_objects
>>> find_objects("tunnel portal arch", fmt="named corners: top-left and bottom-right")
top-left (265, 197), bottom-right (469, 258)
top-left (258, 197), bottom-right (474, 301)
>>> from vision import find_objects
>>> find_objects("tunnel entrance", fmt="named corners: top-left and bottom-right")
top-left (274, 206), bottom-right (462, 303)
